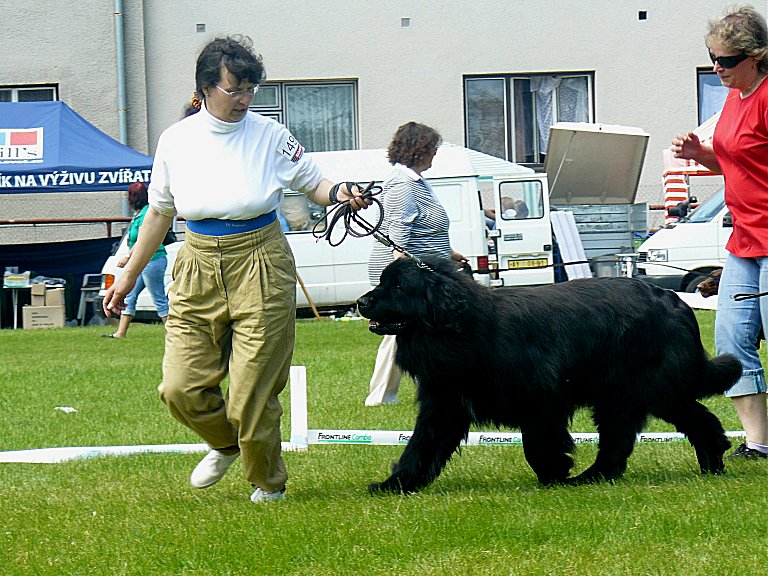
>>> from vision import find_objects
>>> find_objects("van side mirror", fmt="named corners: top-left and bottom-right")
top-left (722, 211), bottom-right (733, 228)
top-left (668, 196), bottom-right (697, 218)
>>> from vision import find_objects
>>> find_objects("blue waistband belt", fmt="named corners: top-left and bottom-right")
top-left (186, 211), bottom-right (277, 236)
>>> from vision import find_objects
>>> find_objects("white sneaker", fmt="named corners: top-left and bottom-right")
top-left (250, 488), bottom-right (286, 503)
top-left (190, 449), bottom-right (239, 489)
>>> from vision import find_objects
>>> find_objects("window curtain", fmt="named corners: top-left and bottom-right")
top-left (700, 80), bottom-right (728, 123)
top-left (530, 76), bottom-right (588, 154)
top-left (557, 77), bottom-right (589, 123)
top-left (285, 84), bottom-right (355, 152)
top-left (530, 76), bottom-right (560, 154)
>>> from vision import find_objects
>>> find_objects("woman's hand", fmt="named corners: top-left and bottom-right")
top-left (337, 182), bottom-right (373, 211)
top-left (671, 131), bottom-right (722, 173)
top-left (671, 131), bottom-right (702, 160)
top-left (102, 272), bottom-right (137, 317)
top-left (117, 256), bottom-right (130, 268)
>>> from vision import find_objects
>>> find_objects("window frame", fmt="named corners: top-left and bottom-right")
top-left (0, 84), bottom-right (58, 103)
top-left (464, 72), bottom-right (595, 167)
top-left (249, 79), bottom-right (359, 151)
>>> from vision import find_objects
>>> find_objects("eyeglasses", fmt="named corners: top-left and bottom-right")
top-left (708, 51), bottom-right (749, 69)
top-left (214, 84), bottom-right (259, 100)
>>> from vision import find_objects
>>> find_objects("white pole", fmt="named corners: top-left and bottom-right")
top-left (289, 366), bottom-right (309, 450)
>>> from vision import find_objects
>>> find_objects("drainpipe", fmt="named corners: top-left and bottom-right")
top-left (114, 0), bottom-right (128, 145)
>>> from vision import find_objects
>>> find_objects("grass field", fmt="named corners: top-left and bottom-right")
top-left (2, 311), bottom-right (768, 575)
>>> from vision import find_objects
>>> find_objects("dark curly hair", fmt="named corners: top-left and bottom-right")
top-left (127, 182), bottom-right (148, 211)
top-left (387, 122), bottom-right (442, 168)
top-left (194, 35), bottom-right (266, 106)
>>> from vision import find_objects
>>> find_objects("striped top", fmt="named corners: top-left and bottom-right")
top-left (368, 163), bottom-right (452, 286)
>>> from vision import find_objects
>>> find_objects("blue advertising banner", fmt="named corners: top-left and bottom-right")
top-left (0, 101), bottom-right (152, 193)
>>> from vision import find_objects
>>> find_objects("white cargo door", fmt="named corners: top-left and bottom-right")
top-left (493, 177), bottom-right (554, 286)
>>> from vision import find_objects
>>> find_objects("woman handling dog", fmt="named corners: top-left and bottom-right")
top-left (365, 122), bottom-right (466, 406)
top-left (103, 35), bottom-right (370, 504)
top-left (672, 4), bottom-right (768, 460)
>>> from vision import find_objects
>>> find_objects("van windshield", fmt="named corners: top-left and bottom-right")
top-left (687, 188), bottom-right (725, 223)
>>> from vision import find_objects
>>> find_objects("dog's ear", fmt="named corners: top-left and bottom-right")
top-left (422, 271), bottom-right (469, 331)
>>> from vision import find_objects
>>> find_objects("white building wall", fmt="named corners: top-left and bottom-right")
top-left (2, 0), bottom-right (764, 219)
top-left (139, 0), bottom-right (761, 206)
top-left (1, 0), bottom-right (149, 152)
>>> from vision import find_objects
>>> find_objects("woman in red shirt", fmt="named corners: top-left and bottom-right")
top-left (672, 4), bottom-right (768, 460)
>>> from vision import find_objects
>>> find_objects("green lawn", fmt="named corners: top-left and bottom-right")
top-left (1, 311), bottom-right (767, 575)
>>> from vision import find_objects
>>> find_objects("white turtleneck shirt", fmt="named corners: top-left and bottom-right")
top-left (148, 104), bottom-right (323, 221)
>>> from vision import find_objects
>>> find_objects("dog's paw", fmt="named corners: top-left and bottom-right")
top-left (368, 479), bottom-right (405, 495)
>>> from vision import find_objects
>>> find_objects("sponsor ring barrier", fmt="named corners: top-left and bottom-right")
top-left (0, 366), bottom-right (746, 463)
top-left (286, 366), bottom-right (746, 449)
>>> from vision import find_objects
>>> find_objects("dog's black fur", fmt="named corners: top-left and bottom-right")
top-left (356, 257), bottom-right (742, 493)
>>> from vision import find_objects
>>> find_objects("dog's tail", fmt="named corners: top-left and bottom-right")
top-left (697, 353), bottom-right (742, 398)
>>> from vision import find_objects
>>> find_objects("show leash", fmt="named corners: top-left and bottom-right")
top-left (313, 182), bottom-right (434, 271)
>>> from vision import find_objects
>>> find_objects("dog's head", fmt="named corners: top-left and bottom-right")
top-left (357, 256), bottom-right (476, 335)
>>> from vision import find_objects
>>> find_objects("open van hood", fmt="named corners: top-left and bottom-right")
top-left (545, 122), bottom-right (649, 205)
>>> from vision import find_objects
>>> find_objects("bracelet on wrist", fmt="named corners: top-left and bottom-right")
top-left (328, 183), bottom-right (341, 205)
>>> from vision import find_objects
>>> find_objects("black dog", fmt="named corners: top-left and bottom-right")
top-left (356, 257), bottom-right (741, 493)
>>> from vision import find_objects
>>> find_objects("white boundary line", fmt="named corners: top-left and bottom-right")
top-left (0, 366), bottom-right (746, 463)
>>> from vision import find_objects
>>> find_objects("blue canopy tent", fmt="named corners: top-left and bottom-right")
top-left (0, 101), bottom-right (154, 327)
top-left (0, 101), bottom-right (152, 193)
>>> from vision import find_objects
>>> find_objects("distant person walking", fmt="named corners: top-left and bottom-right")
top-left (103, 181), bottom-right (168, 338)
top-left (365, 122), bottom-right (466, 406)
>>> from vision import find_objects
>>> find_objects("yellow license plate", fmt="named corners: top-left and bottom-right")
top-left (507, 258), bottom-right (548, 269)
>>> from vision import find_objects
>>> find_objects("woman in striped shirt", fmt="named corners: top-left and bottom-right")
top-left (365, 122), bottom-right (465, 406)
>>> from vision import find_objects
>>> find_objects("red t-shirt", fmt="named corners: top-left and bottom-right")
top-left (713, 81), bottom-right (768, 257)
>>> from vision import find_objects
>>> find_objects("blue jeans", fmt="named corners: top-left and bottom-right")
top-left (124, 256), bottom-right (169, 318)
top-left (715, 253), bottom-right (768, 397)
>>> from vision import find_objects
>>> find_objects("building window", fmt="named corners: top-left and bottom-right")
top-left (250, 80), bottom-right (358, 152)
top-left (0, 85), bottom-right (57, 103)
top-left (464, 73), bottom-right (593, 165)
top-left (697, 70), bottom-right (728, 124)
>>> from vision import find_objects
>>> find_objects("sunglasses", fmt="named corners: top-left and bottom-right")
top-left (708, 51), bottom-right (749, 68)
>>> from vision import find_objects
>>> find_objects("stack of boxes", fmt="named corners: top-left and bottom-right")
top-left (23, 283), bottom-right (66, 329)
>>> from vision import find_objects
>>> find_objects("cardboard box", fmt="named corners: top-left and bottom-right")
top-left (45, 287), bottom-right (65, 307)
top-left (22, 305), bottom-right (65, 329)
top-left (31, 283), bottom-right (46, 306)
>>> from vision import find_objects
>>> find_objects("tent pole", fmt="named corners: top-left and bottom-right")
top-left (114, 0), bottom-right (128, 145)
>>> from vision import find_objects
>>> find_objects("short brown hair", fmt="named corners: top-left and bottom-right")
top-left (387, 122), bottom-right (442, 168)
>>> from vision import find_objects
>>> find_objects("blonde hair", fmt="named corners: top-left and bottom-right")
top-left (707, 4), bottom-right (768, 73)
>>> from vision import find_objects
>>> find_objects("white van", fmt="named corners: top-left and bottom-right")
top-left (100, 144), bottom-right (554, 316)
top-left (636, 188), bottom-right (729, 292)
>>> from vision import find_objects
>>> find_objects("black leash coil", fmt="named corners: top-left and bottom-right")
top-left (312, 181), bottom-right (434, 269)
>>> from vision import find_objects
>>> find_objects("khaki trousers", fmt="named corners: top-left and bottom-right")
top-left (365, 334), bottom-right (402, 406)
top-left (158, 220), bottom-right (296, 493)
